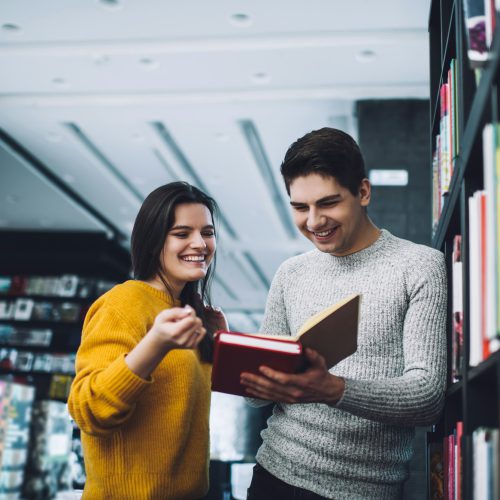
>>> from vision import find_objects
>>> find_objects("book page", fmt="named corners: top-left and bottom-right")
top-left (296, 293), bottom-right (360, 337)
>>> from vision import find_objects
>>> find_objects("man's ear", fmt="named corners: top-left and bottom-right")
top-left (358, 178), bottom-right (371, 207)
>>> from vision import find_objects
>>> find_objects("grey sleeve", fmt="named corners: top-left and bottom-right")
top-left (245, 263), bottom-right (291, 408)
top-left (336, 252), bottom-right (448, 426)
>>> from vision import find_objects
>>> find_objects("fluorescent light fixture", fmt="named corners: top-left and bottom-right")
top-left (64, 122), bottom-right (144, 202)
top-left (151, 122), bottom-right (239, 239)
top-left (239, 119), bottom-right (297, 239)
top-left (369, 169), bottom-right (408, 186)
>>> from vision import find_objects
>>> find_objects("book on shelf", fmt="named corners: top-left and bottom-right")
top-left (462, 0), bottom-right (489, 68)
top-left (451, 235), bottom-right (464, 382)
top-left (432, 59), bottom-right (459, 233)
top-left (428, 441), bottom-right (444, 500)
top-left (0, 325), bottom-right (52, 347)
top-left (23, 400), bottom-right (73, 499)
top-left (0, 380), bottom-right (36, 497)
top-left (472, 427), bottom-right (499, 499)
top-left (212, 293), bottom-right (360, 396)
top-left (0, 298), bottom-right (82, 323)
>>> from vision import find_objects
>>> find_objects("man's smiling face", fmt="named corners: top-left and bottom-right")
top-left (289, 173), bottom-right (372, 256)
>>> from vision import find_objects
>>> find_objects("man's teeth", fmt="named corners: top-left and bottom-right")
top-left (315, 229), bottom-right (335, 237)
top-left (181, 256), bottom-right (205, 262)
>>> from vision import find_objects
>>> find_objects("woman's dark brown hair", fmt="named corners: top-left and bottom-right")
top-left (131, 181), bottom-right (218, 362)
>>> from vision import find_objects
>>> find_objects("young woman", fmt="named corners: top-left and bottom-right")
top-left (68, 182), bottom-right (227, 499)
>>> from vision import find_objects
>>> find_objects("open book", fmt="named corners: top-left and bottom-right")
top-left (211, 293), bottom-right (360, 396)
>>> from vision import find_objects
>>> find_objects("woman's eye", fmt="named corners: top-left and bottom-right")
top-left (173, 233), bottom-right (188, 238)
top-left (203, 231), bottom-right (215, 237)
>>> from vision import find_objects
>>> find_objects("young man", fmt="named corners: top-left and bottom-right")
top-left (241, 128), bottom-right (447, 500)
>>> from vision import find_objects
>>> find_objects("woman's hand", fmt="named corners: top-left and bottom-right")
top-left (150, 305), bottom-right (206, 350)
top-left (204, 305), bottom-right (229, 332)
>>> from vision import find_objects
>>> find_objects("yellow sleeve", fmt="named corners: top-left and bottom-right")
top-left (68, 304), bottom-right (153, 436)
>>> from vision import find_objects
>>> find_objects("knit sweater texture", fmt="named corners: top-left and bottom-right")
top-left (249, 229), bottom-right (447, 499)
top-left (68, 280), bottom-right (212, 500)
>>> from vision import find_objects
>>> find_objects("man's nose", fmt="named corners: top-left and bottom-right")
top-left (307, 209), bottom-right (325, 230)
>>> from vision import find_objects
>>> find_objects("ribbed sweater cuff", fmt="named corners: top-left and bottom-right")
top-left (99, 353), bottom-right (153, 404)
top-left (334, 377), bottom-right (360, 411)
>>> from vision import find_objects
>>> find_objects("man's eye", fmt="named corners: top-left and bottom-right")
top-left (293, 206), bottom-right (308, 212)
top-left (320, 201), bottom-right (338, 207)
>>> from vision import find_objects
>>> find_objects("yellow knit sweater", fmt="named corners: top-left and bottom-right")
top-left (68, 280), bottom-right (212, 500)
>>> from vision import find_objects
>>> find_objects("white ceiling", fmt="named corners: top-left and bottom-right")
top-left (0, 0), bottom-right (431, 329)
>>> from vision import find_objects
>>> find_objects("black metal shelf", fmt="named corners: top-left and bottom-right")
top-left (446, 379), bottom-right (463, 397)
top-left (467, 349), bottom-right (500, 383)
top-left (428, 2), bottom-right (500, 498)
top-left (432, 24), bottom-right (500, 249)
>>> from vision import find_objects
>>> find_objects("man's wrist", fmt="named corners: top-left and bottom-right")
top-left (326, 375), bottom-right (345, 406)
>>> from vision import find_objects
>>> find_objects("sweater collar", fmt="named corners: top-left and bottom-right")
top-left (315, 228), bottom-right (394, 267)
top-left (129, 280), bottom-right (182, 306)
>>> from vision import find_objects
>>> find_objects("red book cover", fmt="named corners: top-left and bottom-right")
top-left (456, 421), bottom-right (463, 500)
top-left (211, 331), bottom-right (304, 397)
top-left (443, 436), bottom-right (449, 500)
top-left (9, 276), bottom-right (27, 295)
top-left (480, 192), bottom-right (489, 360)
top-left (212, 294), bottom-right (359, 396)
top-left (448, 434), bottom-right (455, 500)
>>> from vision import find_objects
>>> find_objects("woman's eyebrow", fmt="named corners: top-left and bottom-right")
top-left (170, 224), bottom-right (215, 230)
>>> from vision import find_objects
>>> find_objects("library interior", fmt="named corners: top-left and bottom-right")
top-left (0, 0), bottom-right (498, 499)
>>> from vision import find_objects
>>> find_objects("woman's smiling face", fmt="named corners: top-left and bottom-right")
top-left (160, 202), bottom-right (216, 297)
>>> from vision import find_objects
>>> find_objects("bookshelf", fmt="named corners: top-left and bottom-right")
top-left (428, 1), bottom-right (500, 498)
top-left (0, 231), bottom-right (130, 496)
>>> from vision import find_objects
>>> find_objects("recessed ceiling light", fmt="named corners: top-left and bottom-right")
top-left (5, 195), bottom-right (19, 204)
top-left (62, 174), bottom-right (75, 184)
top-left (52, 77), bottom-right (69, 88)
top-left (132, 133), bottom-right (145, 142)
top-left (229, 13), bottom-right (253, 27)
top-left (356, 50), bottom-right (376, 63)
top-left (93, 54), bottom-right (110, 66)
top-left (97, 0), bottom-right (122, 10)
top-left (139, 58), bottom-right (159, 70)
top-left (2, 23), bottom-right (21, 33)
top-left (46, 132), bottom-right (62, 142)
top-left (215, 132), bottom-right (229, 142)
top-left (39, 219), bottom-right (54, 228)
top-left (252, 72), bottom-right (271, 84)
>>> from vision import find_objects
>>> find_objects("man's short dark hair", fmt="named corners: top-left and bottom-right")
top-left (280, 127), bottom-right (367, 196)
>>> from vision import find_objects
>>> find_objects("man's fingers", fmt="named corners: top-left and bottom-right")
top-left (258, 366), bottom-right (293, 384)
top-left (304, 348), bottom-right (327, 369)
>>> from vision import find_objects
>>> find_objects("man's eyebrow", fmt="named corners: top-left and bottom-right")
top-left (290, 194), bottom-right (341, 206)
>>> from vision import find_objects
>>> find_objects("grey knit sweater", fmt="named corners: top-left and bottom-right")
top-left (248, 229), bottom-right (447, 499)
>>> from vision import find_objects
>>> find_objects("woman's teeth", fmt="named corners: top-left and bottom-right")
top-left (181, 256), bottom-right (205, 262)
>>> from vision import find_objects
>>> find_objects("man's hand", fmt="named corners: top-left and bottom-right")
top-left (240, 348), bottom-right (345, 405)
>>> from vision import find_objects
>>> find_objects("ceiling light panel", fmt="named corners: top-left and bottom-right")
top-left (61, 117), bottom-right (179, 199)
top-left (155, 115), bottom-right (296, 243)
top-left (0, 115), bottom-right (142, 237)
top-left (0, 140), bottom-right (106, 232)
top-left (0, 38), bottom-right (429, 97)
top-left (0, 1), bottom-right (429, 42)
